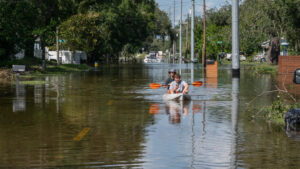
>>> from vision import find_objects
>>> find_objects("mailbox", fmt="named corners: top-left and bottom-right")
top-left (294, 68), bottom-right (300, 84)
top-left (12, 65), bottom-right (26, 73)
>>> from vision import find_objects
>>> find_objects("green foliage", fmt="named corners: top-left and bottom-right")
top-left (0, 0), bottom-right (78, 60)
top-left (0, 0), bottom-right (170, 65)
top-left (194, 0), bottom-right (300, 59)
top-left (143, 6), bottom-right (172, 53)
top-left (194, 5), bottom-right (232, 60)
top-left (262, 97), bottom-right (300, 124)
top-left (0, 57), bottom-right (43, 68)
top-left (59, 0), bottom-right (159, 63)
top-left (59, 12), bottom-right (102, 55)
top-left (0, 0), bottom-right (39, 59)
top-left (154, 7), bottom-right (172, 37)
top-left (195, 23), bottom-right (225, 60)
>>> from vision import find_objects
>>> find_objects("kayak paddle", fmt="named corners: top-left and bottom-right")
top-left (149, 81), bottom-right (203, 89)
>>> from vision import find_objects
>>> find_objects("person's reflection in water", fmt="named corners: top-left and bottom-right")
top-left (169, 103), bottom-right (181, 124)
top-left (165, 101), bottom-right (189, 124)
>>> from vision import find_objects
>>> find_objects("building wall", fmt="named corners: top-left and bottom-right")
top-left (278, 56), bottom-right (300, 74)
top-left (278, 56), bottom-right (300, 95)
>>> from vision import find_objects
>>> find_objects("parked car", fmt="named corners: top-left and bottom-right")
top-left (226, 53), bottom-right (246, 61)
top-left (240, 54), bottom-right (246, 61)
top-left (219, 52), bottom-right (226, 59)
top-left (191, 59), bottom-right (198, 63)
top-left (254, 53), bottom-right (266, 62)
top-left (226, 53), bottom-right (232, 61)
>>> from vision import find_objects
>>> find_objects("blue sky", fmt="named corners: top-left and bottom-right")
top-left (155, 0), bottom-right (230, 25)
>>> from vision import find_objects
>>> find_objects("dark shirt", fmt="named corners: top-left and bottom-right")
top-left (164, 77), bottom-right (174, 89)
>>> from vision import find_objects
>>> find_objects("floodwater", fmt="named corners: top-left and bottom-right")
top-left (0, 63), bottom-right (299, 168)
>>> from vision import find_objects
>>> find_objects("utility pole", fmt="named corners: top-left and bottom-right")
top-left (191, 0), bottom-right (195, 62)
top-left (168, 7), bottom-right (171, 21)
top-left (173, 0), bottom-right (176, 63)
top-left (202, 0), bottom-right (206, 67)
top-left (56, 27), bottom-right (60, 65)
top-left (169, 6), bottom-right (172, 63)
top-left (232, 0), bottom-right (240, 76)
top-left (186, 13), bottom-right (189, 57)
top-left (179, 0), bottom-right (182, 65)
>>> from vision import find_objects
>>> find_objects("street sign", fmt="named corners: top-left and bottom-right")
top-left (59, 39), bottom-right (66, 43)
top-left (217, 41), bottom-right (223, 44)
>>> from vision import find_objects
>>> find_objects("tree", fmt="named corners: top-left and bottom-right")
top-left (267, 37), bottom-right (280, 64)
top-left (141, 4), bottom-right (172, 53)
top-left (194, 6), bottom-right (231, 60)
top-left (0, 0), bottom-right (39, 60)
top-left (239, 0), bottom-right (300, 61)
top-left (32, 0), bottom-right (78, 66)
top-left (59, 0), bottom-right (157, 64)
top-left (0, 0), bottom-right (77, 63)
top-left (193, 0), bottom-right (300, 63)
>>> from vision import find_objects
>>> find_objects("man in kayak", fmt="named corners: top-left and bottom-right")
top-left (164, 69), bottom-right (176, 89)
top-left (168, 74), bottom-right (189, 94)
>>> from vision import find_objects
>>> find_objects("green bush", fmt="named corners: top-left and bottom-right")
top-left (262, 97), bottom-right (300, 124)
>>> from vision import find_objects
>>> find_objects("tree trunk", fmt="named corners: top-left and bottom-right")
top-left (106, 53), bottom-right (109, 64)
top-left (267, 37), bottom-right (280, 64)
top-left (24, 39), bottom-right (35, 58)
top-left (41, 40), bottom-right (46, 70)
top-left (87, 54), bottom-right (94, 65)
top-left (266, 44), bottom-right (272, 64)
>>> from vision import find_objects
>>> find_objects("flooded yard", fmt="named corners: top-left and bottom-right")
top-left (0, 63), bottom-right (299, 168)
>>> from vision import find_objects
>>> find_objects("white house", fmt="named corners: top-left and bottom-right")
top-left (14, 38), bottom-right (87, 64)
top-left (46, 49), bottom-right (87, 64)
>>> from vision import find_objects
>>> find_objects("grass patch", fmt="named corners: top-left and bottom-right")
top-left (218, 59), bottom-right (261, 66)
top-left (46, 64), bottom-right (91, 73)
top-left (223, 59), bottom-right (278, 75)
top-left (0, 57), bottom-right (91, 75)
top-left (20, 73), bottom-right (43, 78)
top-left (248, 63), bottom-right (278, 75)
top-left (16, 64), bottom-right (92, 78)
top-left (19, 80), bottom-right (46, 85)
top-left (138, 53), bottom-right (147, 59)
top-left (220, 59), bottom-right (231, 65)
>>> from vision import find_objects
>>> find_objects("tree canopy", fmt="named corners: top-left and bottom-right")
top-left (0, 0), bottom-right (172, 64)
top-left (193, 0), bottom-right (300, 61)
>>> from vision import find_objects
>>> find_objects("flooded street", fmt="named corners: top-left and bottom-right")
top-left (0, 63), bottom-right (299, 168)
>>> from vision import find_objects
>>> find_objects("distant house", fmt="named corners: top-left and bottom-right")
top-left (34, 37), bottom-right (42, 59)
top-left (14, 49), bottom-right (25, 60)
top-left (46, 49), bottom-right (87, 64)
top-left (14, 37), bottom-right (87, 64)
top-left (14, 38), bottom-right (42, 59)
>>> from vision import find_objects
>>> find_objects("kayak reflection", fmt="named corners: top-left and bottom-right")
top-left (164, 101), bottom-right (190, 124)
